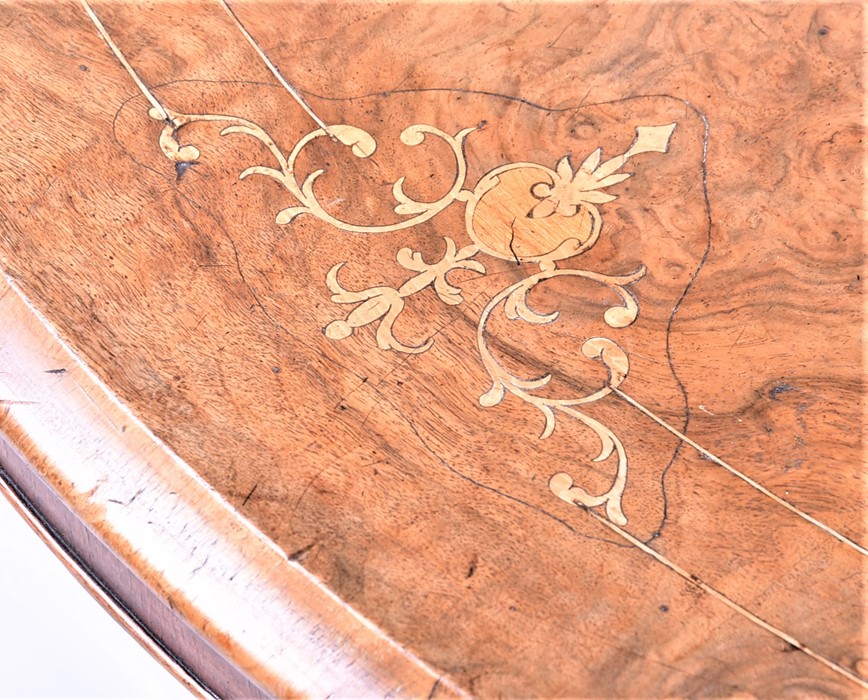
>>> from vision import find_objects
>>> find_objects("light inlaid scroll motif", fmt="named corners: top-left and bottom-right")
top-left (152, 107), bottom-right (676, 526)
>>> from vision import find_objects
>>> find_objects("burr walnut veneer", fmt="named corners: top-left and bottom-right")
top-left (0, 1), bottom-right (864, 697)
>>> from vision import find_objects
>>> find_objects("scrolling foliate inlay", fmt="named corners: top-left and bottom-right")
top-left (151, 107), bottom-right (676, 526)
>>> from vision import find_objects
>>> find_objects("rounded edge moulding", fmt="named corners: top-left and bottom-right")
top-left (0, 271), bottom-right (458, 699)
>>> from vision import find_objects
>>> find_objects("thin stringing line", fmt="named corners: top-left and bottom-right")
top-left (611, 386), bottom-right (868, 557)
top-left (582, 506), bottom-right (868, 690)
top-left (79, 0), bottom-right (172, 123)
top-left (215, 0), bottom-right (337, 140)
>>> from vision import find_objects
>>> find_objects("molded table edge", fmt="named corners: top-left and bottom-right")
top-left (0, 271), bottom-right (462, 699)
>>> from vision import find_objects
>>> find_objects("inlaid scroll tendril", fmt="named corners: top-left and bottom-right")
top-left (477, 266), bottom-right (646, 526)
top-left (324, 238), bottom-right (484, 354)
top-left (150, 107), bottom-right (476, 233)
top-left (151, 107), bottom-right (677, 525)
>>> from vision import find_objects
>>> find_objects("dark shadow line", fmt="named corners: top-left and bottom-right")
top-left (645, 103), bottom-right (712, 546)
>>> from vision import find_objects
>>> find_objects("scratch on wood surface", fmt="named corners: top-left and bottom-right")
top-left (287, 542), bottom-right (317, 562)
top-left (241, 481), bottom-right (259, 507)
top-left (24, 177), bottom-right (55, 217)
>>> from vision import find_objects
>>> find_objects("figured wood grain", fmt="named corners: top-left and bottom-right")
top-left (0, 0), bottom-right (864, 697)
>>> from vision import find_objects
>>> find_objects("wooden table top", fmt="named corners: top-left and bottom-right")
top-left (0, 1), bottom-right (864, 697)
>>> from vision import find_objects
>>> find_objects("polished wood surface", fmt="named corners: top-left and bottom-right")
top-left (0, 1), bottom-right (864, 696)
